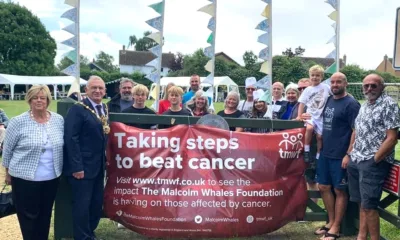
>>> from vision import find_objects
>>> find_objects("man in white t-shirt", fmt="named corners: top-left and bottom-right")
top-left (237, 77), bottom-right (257, 115)
top-left (297, 65), bottom-right (331, 162)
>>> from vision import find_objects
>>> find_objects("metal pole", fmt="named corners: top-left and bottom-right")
top-left (336, 0), bottom-right (340, 72)
top-left (155, 0), bottom-right (165, 112)
top-left (268, 1), bottom-right (273, 80)
top-left (76, 0), bottom-right (81, 100)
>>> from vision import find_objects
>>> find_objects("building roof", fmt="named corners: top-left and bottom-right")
top-left (215, 52), bottom-right (241, 66)
top-left (300, 57), bottom-right (345, 68)
top-left (88, 62), bottom-right (107, 72)
top-left (119, 50), bottom-right (175, 68)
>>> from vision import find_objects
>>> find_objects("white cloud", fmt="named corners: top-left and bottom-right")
top-left (15, 0), bottom-right (63, 18)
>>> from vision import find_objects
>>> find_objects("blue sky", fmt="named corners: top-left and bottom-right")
top-left (15, 0), bottom-right (400, 70)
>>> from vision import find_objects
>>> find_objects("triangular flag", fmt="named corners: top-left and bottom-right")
top-left (63, 50), bottom-right (77, 62)
top-left (146, 58), bottom-right (159, 68)
top-left (326, 49), bottom-right (337, 59)
top-left (67, 78), bottom-right (81, 97)
top-left (150, 84), bottom-right (160, 100)
top-left (149, 1), bottom-right (164, 15)
top-left (146, 32), bottom-right (162, 45)
top-left (203, 73), bottom-right (214, 85)
top-left (62, 64), bottom-right (78, 77)
top-left (204, 46), bottom-right (214, 58)
top-left (257, 33), bottom-right (269, 45)
top-left (259, 47), bottom-right (269, 60)
top-left (149, 45), bottom-right (162, 57)
top-left (255, 19), bottom-right (269, 32)
top-left (259, 88), bottom-right (272, 104)
top-left (61, 36), bottom-right (77, 48)
top-left (255, 76), bottom-right (271, 90)
top-left (325, 0), bottom-right (337, 9)
top-left (208, 17), bottom-right (216, 31)
top-left (208, 0), bottom-right (215, 3)
top-left (204, 59), bottom-right (213, 72)
top-left (65, 0), bottom-right (78, 8)
top-left (261, 5), bottom-right (271, 18)
top-left (146, 16), bottom-right (163, 31)
top-left (325, 62), bottom-right (337, 74)
top-left (146, 71), bottom-right (160, 83)
top-left (62, 23), bottom-right (76, 35)
top-left (328, 11), bottom-right (338, 22)
top-left (198, 3), bottom-right (216, 17)
top-left (207, 32), bottom-right (214, 44)
top-left (326, 35), bottom-right (337, 47)
top-left (260, 61), bottom-right (269, 74)
top-left (61, 8), bottom-right (77, 22)
top-left (261, 0), bottom-right (271, 4)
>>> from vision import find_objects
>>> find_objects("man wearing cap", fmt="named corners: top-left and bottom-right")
top-left (238, 77), bottom-right (257, 115)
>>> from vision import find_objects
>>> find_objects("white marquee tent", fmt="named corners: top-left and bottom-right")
top-left (0, 73), bottom-right (87, 100)
top-left (149, 76), bottom-right (238, 101)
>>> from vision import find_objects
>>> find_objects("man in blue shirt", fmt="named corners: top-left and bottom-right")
top-left (182, 74), bottom-right (201, 104)
top-left (303, 72), bottom-right (360, 239)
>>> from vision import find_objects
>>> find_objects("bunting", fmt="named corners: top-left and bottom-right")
top-left (198, 0), bottom-right (217, 87)
top-left (256, 0), bottom-right (272, 104)
top-left (60, 0), bottom-right (80, 97)
top-left (144, 0), bottom-right (165, 85)
top-left (324, 0), bottom-right (340, 73)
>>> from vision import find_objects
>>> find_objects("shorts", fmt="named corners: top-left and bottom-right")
top-left (347, 157), bottom-right (390, 209)
top-left (305, 118), bottom-right (323, 135)
top-left (316, 155), bottom-right (347, 190)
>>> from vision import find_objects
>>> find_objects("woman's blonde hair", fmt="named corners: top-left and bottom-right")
top-left (26, 85), bottom-right (52, 107)
top-left (224, 91), bottom-right (240, 109)
top-left (168, 86), bottom-right (184, 96)
top-left (186, 90), bottom-right (209, 113)
top-left (132, 84), bottom-right (149, 96)
top-left (163, 82), bottom-right (175, 100)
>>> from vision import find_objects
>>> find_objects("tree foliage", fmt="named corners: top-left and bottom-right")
top-left (0, 2), bottom-right (57, 75)
top-left (282, 46), bottom-right (305, 58)
top-left (169, 52), bottom-right (184, 72)
top-left (94, 51), bottom-right (118, 72)
top-left (243, 51), bottom-right (258, 69)
top-left (128, 31), bottom-right (157, 51)
top-left (57, 55), bottom-right (90, 72)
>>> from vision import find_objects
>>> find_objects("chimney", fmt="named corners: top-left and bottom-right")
top-left (384, 54), bottom-right (388, 71)
top-left (343, 54), bottom-right (347, 66)
top-left (123, 45), bottom-right (126, 51)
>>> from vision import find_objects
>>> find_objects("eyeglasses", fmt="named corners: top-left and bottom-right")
top-left (246, 88), bottom-right (256, 91)
top-left (298, 87), bottom-right (306, 91)
top-left (363, 84), bottom-right (378, 90)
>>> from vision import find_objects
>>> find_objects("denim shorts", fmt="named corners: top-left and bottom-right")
top-left (347, 157), bottom-right (390, 209)
top-left (316, 156), bottom-right (347, 190)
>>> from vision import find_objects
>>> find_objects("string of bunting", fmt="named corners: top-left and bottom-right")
top-left (324, 0), bottom-right (339, 74)
top-left (144, 1), bottom-right (166, 84)
top-left (255, 0), bottom-right (272, 104)
top-left (198, 0), bottom-right (217, 102)
top-left (60, 0), bottom-right (81, 96)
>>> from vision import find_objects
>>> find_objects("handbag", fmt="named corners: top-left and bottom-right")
top-left (0, 184), bottom-right (16, 218)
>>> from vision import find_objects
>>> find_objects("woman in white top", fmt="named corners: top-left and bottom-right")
top-left (2, 85), bottom-right (64, 240)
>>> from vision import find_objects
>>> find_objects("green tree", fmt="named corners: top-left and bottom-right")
top-left (282, 46), bottom-right (305, 58)
top-left (272, 56), bottom-right (309, 85)
top-left (128, 31), bottom-right (158, 51)
top-left (57, 55), bottom-right (90, 72)
top-left (94, 51), bottom-right (118, 73)
top-left (243, 51), bottom-right (258, 69)
top-left (0, 2), bottom-right (57, 75)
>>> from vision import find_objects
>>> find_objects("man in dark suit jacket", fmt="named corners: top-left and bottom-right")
top-left (64, 76), bottom-right (108, 240)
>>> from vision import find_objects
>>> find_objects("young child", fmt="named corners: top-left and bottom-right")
top-left (297, 65), bottom-right (331, 162)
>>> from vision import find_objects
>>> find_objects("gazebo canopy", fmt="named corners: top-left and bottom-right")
top-left (0, 73), bottom-right (87, 100)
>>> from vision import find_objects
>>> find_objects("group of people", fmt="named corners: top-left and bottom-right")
top-left (1, 65), bottom-right (399, 240)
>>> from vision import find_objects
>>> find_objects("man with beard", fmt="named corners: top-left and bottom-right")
top-left (347, 74), bottom-right (399, 240)
top-left (107, 78), bottom-right (136, 113)
top-left (306, 72), bottom-right (360, 239)
top-left (182, 74), bottom-right (201, 104)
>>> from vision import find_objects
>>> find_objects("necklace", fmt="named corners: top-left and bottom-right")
top-left (76, 102), bottom-right (110, 134)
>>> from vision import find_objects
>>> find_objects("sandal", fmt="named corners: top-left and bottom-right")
top-left (324, 232), bottom-right (340, 240)
top-left (314, 226), bottom-right (330, 235)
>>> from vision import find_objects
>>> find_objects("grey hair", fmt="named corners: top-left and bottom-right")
top-left (224, 91), bottom-right (240, 109)
top-left (119, 78), bottom-right (136, 88)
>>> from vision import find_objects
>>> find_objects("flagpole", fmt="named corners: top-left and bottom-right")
top-left (155, 0), bottom-right (165, 113)
top-left (76, 0), bottom-right (81, 100)
top-left (212, 0), bottom-right (217, 102)
top-left (335, 0), bottom-right (340, 72)
top-left (268, 1), bottom-right (273, 80)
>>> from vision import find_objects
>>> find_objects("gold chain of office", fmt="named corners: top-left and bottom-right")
top-left (76, 102), bottom-right (110, 134)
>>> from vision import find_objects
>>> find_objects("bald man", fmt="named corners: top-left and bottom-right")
top-left (347, 74), bottom-right (399, 240)
top-left (308, 72), bottom-right (360, 239)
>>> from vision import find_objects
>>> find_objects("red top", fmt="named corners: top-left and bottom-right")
top-left (158, 100), bottom-right (171, 114)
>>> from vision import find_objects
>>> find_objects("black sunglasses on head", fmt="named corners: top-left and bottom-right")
top-left (298, 87), bottom-right (306, 91)
top-left (363, 84), bottom-right (378, 89)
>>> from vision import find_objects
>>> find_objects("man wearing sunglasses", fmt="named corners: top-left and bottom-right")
top-left (238, 77), bottom-right (257, 115)
top-left (347, 74), bottom-right (400, 240)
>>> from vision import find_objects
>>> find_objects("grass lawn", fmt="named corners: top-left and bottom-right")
top-left (1, 100), bottom-right (399, 239)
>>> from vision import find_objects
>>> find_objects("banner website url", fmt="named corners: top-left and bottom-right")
top-left (132, 177), bottom-right (204, 186)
